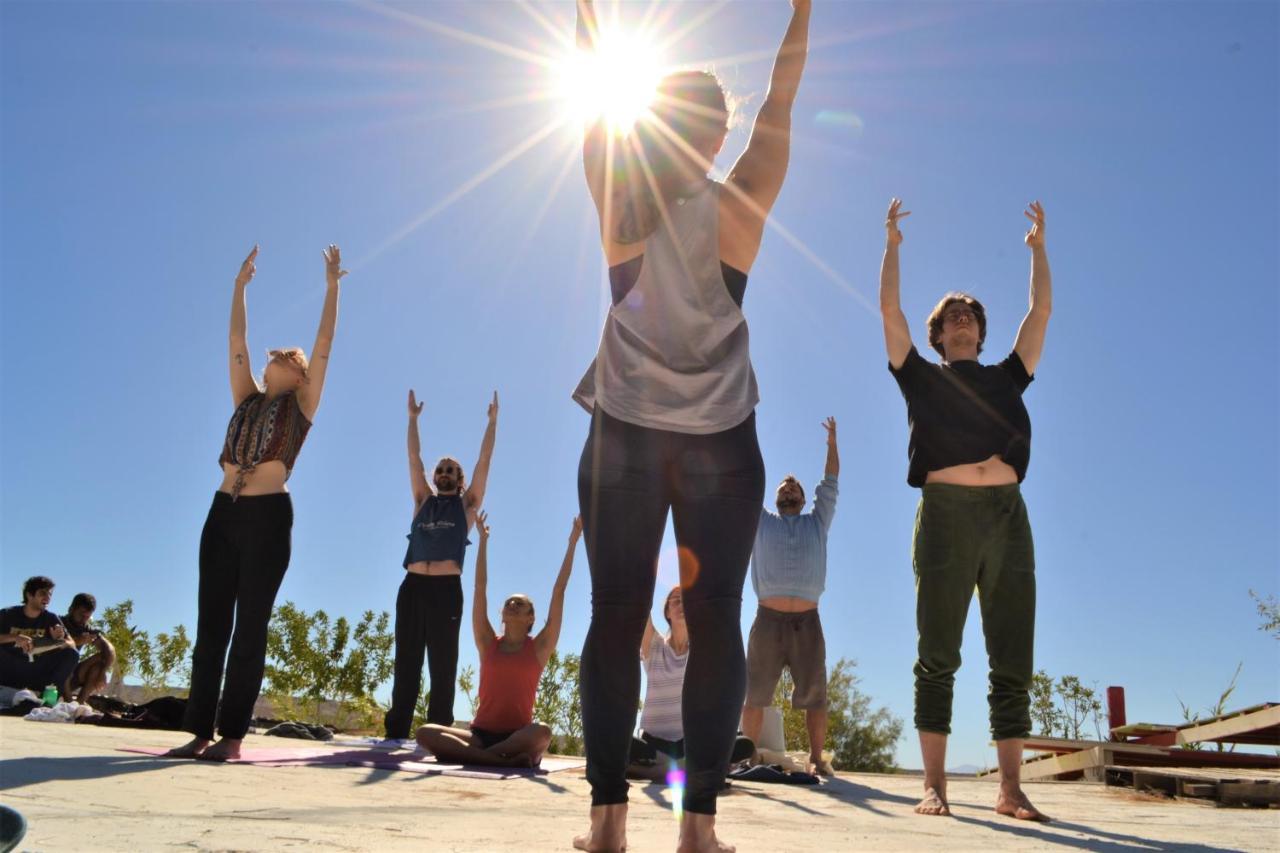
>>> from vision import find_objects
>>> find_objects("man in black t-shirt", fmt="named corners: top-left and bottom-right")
top-left (62, 592), bottom-right (116, 702)
top-left (0, 576), bottom-right (80, 694)
top-left (879, 198), bottom-right (1053, 823)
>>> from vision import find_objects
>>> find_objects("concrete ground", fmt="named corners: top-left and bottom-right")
top-left (1, 719), bottom-right (1275, 852)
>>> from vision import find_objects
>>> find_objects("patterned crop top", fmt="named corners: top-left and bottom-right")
top-left (218, 391), bottom-right (312, 499)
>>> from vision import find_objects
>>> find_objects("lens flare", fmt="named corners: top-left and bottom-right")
top-left (666, 765), bottom-right (686, 822)
top-left (555, 31), bottom-right (666, 134)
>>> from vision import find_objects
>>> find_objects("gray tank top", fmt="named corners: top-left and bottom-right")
top-left (573, 178), bottom-right (759, 434)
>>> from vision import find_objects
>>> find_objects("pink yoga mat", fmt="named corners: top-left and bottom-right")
top-left (120, 745), bottom-right (584, 779)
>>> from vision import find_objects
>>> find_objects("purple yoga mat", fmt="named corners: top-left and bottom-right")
top-left (119, 745), bottom-right (584, 779)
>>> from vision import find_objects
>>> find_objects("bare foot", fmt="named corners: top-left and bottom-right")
top-left (995, 787), bottom-right (1051, 823)
top-left (914, 786), bottom-right (951, 816)
top-left (677, 812), bottom-right (734, 853)
top-left (808, 755), bottom-right (835, 777)
top-left (196, 738), bottom-right (242, 762)
top-left (163, 737), bottom-right (210, 759)
top-left (573, 803), bottom-right (627, 852)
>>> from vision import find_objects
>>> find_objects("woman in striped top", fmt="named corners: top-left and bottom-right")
top-left (167, 244), bottom-right (346, 762)
top-left (630, 587), bottom-right (754, 779)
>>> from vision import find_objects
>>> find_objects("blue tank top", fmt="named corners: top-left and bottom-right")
top-left (403, 494), bottom-right (471, 569)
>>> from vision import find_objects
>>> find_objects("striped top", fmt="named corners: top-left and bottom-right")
top-left (218, 391), bottom-right (312, 499)
top-left (638, 631), bottom-right (688, 741)
top-left (750, 476), bottom-right (839, 602)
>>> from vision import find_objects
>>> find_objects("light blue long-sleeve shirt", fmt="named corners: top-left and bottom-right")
top-left (750, 476), bottom-right (838, 602)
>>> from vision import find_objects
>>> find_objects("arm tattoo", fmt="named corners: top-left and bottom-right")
top-left (235, 353), bottom-right (245, 365)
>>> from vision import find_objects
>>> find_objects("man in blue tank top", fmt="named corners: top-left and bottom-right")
top-left (742, 418), bottom-right (839, 776)
top-left (384, 390), bottom-right (498, 742)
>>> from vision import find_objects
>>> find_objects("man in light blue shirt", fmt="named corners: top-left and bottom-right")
top-left (742, 418), bottom-right (839, 775)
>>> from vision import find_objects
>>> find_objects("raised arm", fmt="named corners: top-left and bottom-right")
top-left (471, 511), bottom-right (496, 658)
top-left (577, 1), bottom-right (611, 215)
top-left (725, 0), bottom-right (811, 217)
top-left (464, 392), bottom-right (499, 519)
top-left (822, 415), bottom-right (839, 478)
top-left (880, 198), bottom-right (913, 369)
top-left (228, 246), bottom-right (260, 405)
top-left (535, 516), bottom-right (583, 666)
top-left (297, 244), bottom-right (346, 422)
top-left (640, 611), bottom-right (657, 662)
top-left (1012, 201), bottom-right (1051, 375)
top-left (406, 389), bottom-right (431, 507)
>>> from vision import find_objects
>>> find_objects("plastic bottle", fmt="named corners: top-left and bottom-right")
top-left (41, 685), bottom-right (59, 707)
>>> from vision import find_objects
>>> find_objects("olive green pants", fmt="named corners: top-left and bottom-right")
top-left (913, 483), bottom-right (1035, 741)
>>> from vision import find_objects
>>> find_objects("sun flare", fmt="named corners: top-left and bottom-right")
top-left (555, 31), bottom-right (666, 134)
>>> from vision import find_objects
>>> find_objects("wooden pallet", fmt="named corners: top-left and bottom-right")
top-left (1014, 741), bottom-right (1280, 783)
top-left (1106, 765), bottom-right (1280, 807)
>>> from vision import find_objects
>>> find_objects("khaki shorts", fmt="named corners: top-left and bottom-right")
top-left (745, 606), bottom-right (827, 710)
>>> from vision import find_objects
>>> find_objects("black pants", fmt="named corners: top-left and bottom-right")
top-left (184, 492), bottom-right (292, 741)
top-left (384, 573), bottom-right (464, 738)
top-left (630, 731), bottom-right (756, 766)
top-left (579, 407), bottom-right (764, 816)
top-left (0, 647), bottom-right (80, 693)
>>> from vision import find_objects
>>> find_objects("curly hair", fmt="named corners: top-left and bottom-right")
top-left (926, 292), bottom-right (987, 358)
top-left (21, 575), bottom-right (54, 604)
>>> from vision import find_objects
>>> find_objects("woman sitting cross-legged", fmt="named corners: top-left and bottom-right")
top-left (416, 512), bottom-right (581, 767)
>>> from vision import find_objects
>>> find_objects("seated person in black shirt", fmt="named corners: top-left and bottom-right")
top-left (879, 198), bottom-right (1052, 823)
top-left (62, 593), bottom-right (116, 703)
top-left (0, 576), bottom-right (80, 695)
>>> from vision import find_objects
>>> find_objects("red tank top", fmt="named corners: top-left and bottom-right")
top-left (471, 636), bottom-right (543, 732)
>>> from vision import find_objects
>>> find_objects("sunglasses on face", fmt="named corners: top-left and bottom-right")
top-left (435, 465), bottom-right (457, 476)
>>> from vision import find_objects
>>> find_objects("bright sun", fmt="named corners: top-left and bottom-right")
top-left (555, 31), bottom-right (665, 134)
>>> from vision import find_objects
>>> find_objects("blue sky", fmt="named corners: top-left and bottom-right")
top-left (2, 1), bottom-right (1276, 769)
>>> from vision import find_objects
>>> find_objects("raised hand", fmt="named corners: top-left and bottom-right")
top-left (792, 0), bottom-right (811, 11)
top-left (323, 244), bottom-right (347, 286)
top-left (236, 246), bottom-right (258, 287)
top-left (1023, 201), bottom-right (1046, 249)
top-left (885, 198), bottom-right (910, 246)
top-left (408, 389), bottom-right (424, 419)
top-left (476, 510), bottom-right (491, 541)
top-left (570, 515), bottom-right (584, 542)
top-left (822, 416), bottom-right (837, 445)
top-left (487, 391), bottom-right (499, 423)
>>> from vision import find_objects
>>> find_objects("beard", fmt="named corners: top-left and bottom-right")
top-left (435, 477), bottom-right (457, 493)
top-left (776, 496), bottom-right (802, 512)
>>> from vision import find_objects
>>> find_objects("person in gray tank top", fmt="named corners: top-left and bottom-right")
top-left (571, 3), bottom-right (812, 852)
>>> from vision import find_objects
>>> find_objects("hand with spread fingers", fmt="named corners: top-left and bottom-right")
top-left (1023, 201), bottom-right (1046, 250)
top-left (886, 198), bottom-right (911, 246)
top-left (408, 389), bottom-right (424, 419)
top-left (323, 244), bottom-right (347, 287)
top-left (476, 510), bottom-right (491, 541)
top-left (236, 246), bottom-right (258, 288)
top-left (823, 416), bottom-right (837, 446)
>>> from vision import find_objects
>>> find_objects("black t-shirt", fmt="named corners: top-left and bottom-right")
top-left (890, 346), bottom-right (1034, 488)
top-left (0, 606), bottom-right (67, 657)
top-left (61, 614), bottom-right (96, 641)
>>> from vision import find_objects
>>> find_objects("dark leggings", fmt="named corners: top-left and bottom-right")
top-left (384, 573), bottom-right (463, 738)
top-left (630, 732), bottom-right (756, 766)
top-left (184, 491), bottom-right (292, 741)
top-left (579, 408), bottom-right (764, 816)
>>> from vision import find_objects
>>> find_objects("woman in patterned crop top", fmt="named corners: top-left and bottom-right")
top-left (167, 244), bottom-right (346, 762)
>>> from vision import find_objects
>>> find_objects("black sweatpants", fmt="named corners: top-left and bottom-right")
top-left (184, 491), bottom-right (292, 741)
top-left (384, 573), bottom-right (464, 738)
top-left (579, 407), bottom-right (764, 816)
top-left (0, 646), bottom-right (80, 693)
